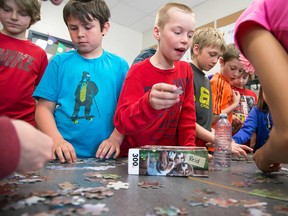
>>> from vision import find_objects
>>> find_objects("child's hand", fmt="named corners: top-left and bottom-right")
top-left (13, 119), bottom-right (54, 173)
top-left (149, 83), bottom-right (181, 110)
top-left (253, 148), bottom-right (281, 172)
top-left (231, 140), bottom-right (253, 160)
top-left (53, 139), bottom-right (77, 163)
top-left (96, 139), bottom-right (120, 159)
top-left (232, 90), bottom-right (241, 105)
top-left (232, 114), bottom-right (243, 133)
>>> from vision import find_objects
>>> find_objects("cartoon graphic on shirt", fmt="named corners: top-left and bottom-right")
top-left (71, 71), bottom-right (99, 124)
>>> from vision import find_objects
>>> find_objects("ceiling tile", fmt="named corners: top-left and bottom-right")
top-left (120, 0), bottom-right (169, 14)
top-left (107, 0), bottom-right (207, 32)
top-left (169, 0), bottom-right (207, 8)
top-left (109, 2), bottom-right (146, 27)
top-left (105, 0), bottom-right (120, 8)
top-left (130, 15), bottom-right (155, 33)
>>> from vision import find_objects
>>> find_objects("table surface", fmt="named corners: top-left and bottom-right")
top-left (1, 157), bottom-right (288, 216)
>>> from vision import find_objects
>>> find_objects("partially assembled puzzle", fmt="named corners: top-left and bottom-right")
top-left (128, 145), bottom-right (209, 177)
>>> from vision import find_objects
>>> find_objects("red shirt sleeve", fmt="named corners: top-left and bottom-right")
top-left (0, 116), bottom-right (20, 178)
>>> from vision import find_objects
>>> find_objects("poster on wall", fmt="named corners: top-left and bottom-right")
top-left (28, 30), bottom-right (75, 61)
top-left (217, 22), bottom-right (235, 45)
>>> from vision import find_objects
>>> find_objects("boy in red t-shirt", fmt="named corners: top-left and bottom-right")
top-left (114, 3), bottom-right (197, 156)
top-left (230, 71), bottom-right (258, 134)
top-left (0, 0), bottom-right (48, 126)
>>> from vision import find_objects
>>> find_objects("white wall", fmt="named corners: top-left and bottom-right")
top-left (29, 1), bottom-right (142, 66)
top-left (142, 0), bottom-right (253, 49)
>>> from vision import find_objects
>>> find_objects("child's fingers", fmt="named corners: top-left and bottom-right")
top-left (55, 147), bottom-right (65, 163)
top-left (113, 148), bottom-right (120, 159)
top-left (152, 83), bottom-right (178, 93)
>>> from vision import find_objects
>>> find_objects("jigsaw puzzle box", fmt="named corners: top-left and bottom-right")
top-left (128, 146), bottom-right (209, 177)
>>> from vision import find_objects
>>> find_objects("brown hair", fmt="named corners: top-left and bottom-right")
top-left (191, 27), bottom-right (226, 57)
top-left (257, 86), bottom-right (269, 112)
top-left (0, 0), bottom-right (41, 28)
top-left (63, 0), bottom-right (110, 31)
top-left (236, 71), bottom-right (255, 81)
top-left (155, 2), bottom-right (194, 29)
top-left (222, 43), bottom-right (240, 63)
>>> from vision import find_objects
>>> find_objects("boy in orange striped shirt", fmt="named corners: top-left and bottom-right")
top-left (210, 43), bottom-right (243, 127)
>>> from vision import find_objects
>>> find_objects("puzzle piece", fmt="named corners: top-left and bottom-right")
top-left (101, 174), bottom-right (121, 179)
top-left (207, 198), bottom-right (238, 208)
top-left (239, 199), bottom-right (267, 208)
top-left (49, 196), bottom-right (75, 206)
top-left (32, 190), bottom-right (59, 197)
top-left (185, 196), bottom-right (210, 207)
top-left (77, 203), bottom-right (109, 216)
top-left (173, 86), bottom-right (183, 95)
top-left (71, 196), bottom-right (86, 206)
top-left (274, 204), bottom-right (288, 214)
top-left (138, 181), bottom-right (163, 189)
top-left (83, 172), bottom-right (102, 178)
top-left (241, 208), bottom-right (271, 216)
top-left (18, 196), bottom-right (46, 206)
top-left (154, 206), bottom-right (187, 216)
top-left (58, 181), bottom-right (76, 190)
top-left (71, 186), bottom-right (114, 199)
top-left (107, 181), bottom-right (129, 190)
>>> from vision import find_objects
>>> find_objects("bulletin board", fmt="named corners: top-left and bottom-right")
top-left (28, 30), bottom-right (75, 61)
top-left (216, 10), bottom-right (259, 91)
top-left (216, 10), bottom-right (245, 45)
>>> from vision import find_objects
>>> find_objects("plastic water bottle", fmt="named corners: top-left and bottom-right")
top-left (213, 113), bottom-right (232, 169)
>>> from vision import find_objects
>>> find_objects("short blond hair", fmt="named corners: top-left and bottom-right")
top-left (155, 2), bottom-right (194, 29)
top-left (191, 27), bottom-right (227, 57)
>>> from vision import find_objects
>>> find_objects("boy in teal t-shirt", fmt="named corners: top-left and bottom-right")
top-left (33, 0), bottom-right (128, 163)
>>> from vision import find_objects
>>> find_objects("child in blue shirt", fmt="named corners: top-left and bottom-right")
top-left (33, 0), bottom-right (128, 163)
top-left (233, 86), bottom-right (272, 152)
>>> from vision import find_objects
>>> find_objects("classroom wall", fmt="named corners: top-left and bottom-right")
top-left (142, 0), bottom-right (253, 49)
top-left (0, 0), bottom-right (253, 66)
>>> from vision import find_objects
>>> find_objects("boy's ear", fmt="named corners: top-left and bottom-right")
top-left (193, 44), bottom-right (200, 55)
top-left (153, 26), bottom-right (160, 41)
top-left (102, 22), bottom-right (110, 36)
top-left (219, 56), bottom-right (224, 66)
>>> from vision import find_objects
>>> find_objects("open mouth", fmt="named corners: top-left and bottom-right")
top-left (175, 48), bottom-right (186, 53)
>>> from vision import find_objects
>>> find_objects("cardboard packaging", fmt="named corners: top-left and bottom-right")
top-left (128, 145), bottom-right (209, 177)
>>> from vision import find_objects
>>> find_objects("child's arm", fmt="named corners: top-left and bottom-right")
top-left (238, 23), bottom-right (287, 172)
top-left (35, 98), bottom-right (77, 163)
top-left (196, 123), bottom-right (214, 143)
top-left (115, 82), bottom-right (180, 134)
top-left (96, 128), bottom-right (124, 159)
top-left (0, 117), bottom-right (53, 178)
top-left (196, 123), bottom-right (252, 159)
top-left (232, 107), bottom-right (258, 145)
top-left (212, 90), bottom-right (240, 124)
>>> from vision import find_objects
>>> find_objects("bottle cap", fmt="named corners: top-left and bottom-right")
top-left (219, 113), bottom-right (227, 118)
